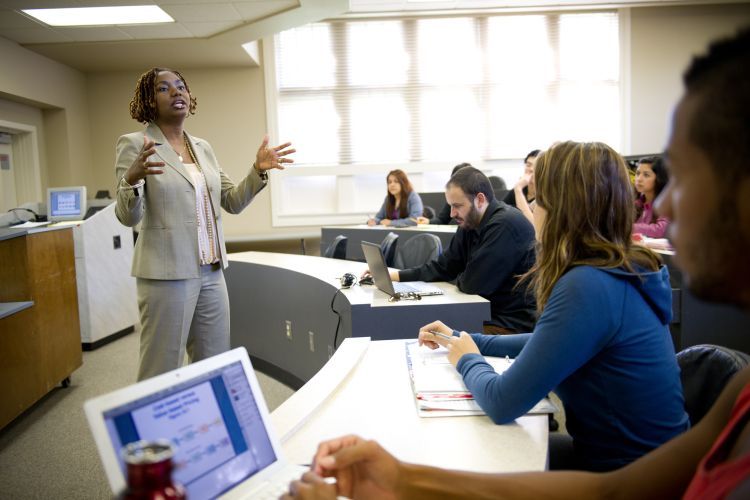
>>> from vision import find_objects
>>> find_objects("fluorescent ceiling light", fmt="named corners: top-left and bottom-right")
top-left (22, 5), bottom-right (174, 27)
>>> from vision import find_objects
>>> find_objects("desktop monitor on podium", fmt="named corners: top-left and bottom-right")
top-left (47, 186), bottom-right (87, 222)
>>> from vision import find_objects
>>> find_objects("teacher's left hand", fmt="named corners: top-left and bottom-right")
top-left (256, 134), bottom-right (295, 172)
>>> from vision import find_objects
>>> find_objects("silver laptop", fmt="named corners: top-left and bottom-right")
top-left (85, 347), bottom-right (305, 499)
top-left (361, 240), bottom-right (443, 298)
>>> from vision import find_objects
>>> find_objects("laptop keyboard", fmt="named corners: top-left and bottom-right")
top-left (246, 467), bottom-right (305, 500)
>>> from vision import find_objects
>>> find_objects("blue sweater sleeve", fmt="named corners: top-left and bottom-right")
top-left (456, 267), bottom-right (619, 424)
top-left (374, 197), bottom-right (387, 223)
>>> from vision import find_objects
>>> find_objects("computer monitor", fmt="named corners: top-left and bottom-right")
top-left (47, 186), bottom-right (87, 222)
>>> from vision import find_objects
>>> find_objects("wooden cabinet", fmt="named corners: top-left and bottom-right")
top-left (0, 227), bottom-right (82, 430)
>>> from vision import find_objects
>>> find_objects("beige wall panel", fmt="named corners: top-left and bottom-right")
top-left (630, 3), bottom-right (750, 154)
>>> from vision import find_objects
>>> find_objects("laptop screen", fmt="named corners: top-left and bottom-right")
top-left (102, 360), bottom-right (277, 499)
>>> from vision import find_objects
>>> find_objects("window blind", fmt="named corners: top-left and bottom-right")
top-left (273, 11), bottom-right (620, 165)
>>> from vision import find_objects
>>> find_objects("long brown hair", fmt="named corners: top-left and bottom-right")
top-left (385, 169), bottom-right (414, 219)
top-left (129, 67), bottom-right (197, 124)
top-left (523, 141), bottom-right (661, 311)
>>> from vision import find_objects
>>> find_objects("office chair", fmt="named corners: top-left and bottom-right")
top-left (393, 233), bottom-right (442, 269)
top-left (380, 232), bottom-right (399, 268)
top-left (677, 344), bottom-right (750, 426)
top-left (323, 234), bottom-right (348, 260)
top-left (489, 175), bottom-right (507, 191)
top-left (422, 206), bottom-right (436, 220)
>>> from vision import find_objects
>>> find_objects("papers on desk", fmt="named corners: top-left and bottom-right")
top-left (405, 342), bottom-right (557, 418)
top-left (11, 221), bottom-right (50, 228)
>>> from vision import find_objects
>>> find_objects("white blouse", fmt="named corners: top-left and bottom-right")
top-left (183, 162), bottom-right (220, 265)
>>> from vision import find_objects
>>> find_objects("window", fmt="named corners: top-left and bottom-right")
top-left (267, 11), bottom-right (621, 225)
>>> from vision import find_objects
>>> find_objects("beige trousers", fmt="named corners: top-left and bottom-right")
top-left (136, 263), bottom-right (229, 381)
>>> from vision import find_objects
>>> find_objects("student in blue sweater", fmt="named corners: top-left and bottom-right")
top-left (418, 141), bottom-right (688, 472)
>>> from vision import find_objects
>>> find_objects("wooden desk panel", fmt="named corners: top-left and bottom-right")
top-left (0, 228), bottom-right (82, 429)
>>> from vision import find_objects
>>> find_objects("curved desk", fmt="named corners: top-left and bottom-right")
top-left (226, 252), bottom-right (489, 388)
top-left (272, 338), bottom-right (549, 472)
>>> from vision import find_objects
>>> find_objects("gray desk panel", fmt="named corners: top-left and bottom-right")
top-left (321, 225), bottom-right (457, 261)
top-left (226, 253), bottom-right (489, 387)
top-left (226, 262), bottom-right (341, 387)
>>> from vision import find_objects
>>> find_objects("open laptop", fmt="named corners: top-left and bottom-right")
top-left (85, 347), bottom-right (305, 499)
top-left (361, 240), bottom-right (443, 298)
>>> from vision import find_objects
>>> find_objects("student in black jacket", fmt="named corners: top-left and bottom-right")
top-left (394, 166), bottom-right (537, 333)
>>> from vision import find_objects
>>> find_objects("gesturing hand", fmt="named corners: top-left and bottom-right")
top-left (255, 134), bottom-right (295, 172)
top-left (125, 136), bottom-right (165, 185)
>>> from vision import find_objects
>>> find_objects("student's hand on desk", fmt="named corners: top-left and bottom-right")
top-left (443, 332), bottom-right (480, 366)
top-left (286, 435), bottom-right (401, 500)
top-left (367, 218), bottom-right (377, 226)
top-left (416, 216), bottom-right (430, 225)
top-left (380, 219), bottom-right (392, 227)
top-left (418, 320), bottom-right (453, 349)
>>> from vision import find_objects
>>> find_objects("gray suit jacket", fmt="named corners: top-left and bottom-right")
top-left (115, 122), bottom-right (266, 279)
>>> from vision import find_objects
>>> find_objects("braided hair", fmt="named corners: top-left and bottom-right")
top-left (129, 67), bottom-right (197, 124)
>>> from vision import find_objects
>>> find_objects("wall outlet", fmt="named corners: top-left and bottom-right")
top-left (285, 320), bottom-right (292, 340)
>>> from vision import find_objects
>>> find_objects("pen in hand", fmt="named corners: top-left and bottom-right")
top-left (429, 330), bottom-right (454, 341)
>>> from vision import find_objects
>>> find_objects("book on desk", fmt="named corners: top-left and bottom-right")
top-left (405, 342), bottom-right (557, 417)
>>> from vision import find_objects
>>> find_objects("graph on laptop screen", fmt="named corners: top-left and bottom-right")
top-left (102, 361), bottom-right (276, 499)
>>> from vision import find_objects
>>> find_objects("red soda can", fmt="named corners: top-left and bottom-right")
top-left (121, 440), bottom-right (186, 500)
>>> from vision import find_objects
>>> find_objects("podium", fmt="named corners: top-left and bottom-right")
top-left (69, 203), bottom-right (138, 349)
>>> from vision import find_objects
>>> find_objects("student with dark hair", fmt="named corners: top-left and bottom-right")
top-left (284, 27), bottom-right (750, 499)
top-left (367, 169), bottom-right (423, 227)
top-left (504, 149), bottom-right (540, 224)
top-left (634, 156), bottom-right (670, 237)
top-left (387, 166), bottom-right (537, 333)
top-left (417, 162), bottom-right (471, 225)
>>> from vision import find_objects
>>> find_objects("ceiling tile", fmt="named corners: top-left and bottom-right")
top-left (181, 20), bottom-right (242, 37)
top-left (119, 22), bottom-right (194, 38)
top-left (0, 1), bottom-right (76, 8)
top-left (161, 3), bottom-right (243, 22)
top-left (233, 0), bottom-right (298, 21)
top-left (0, 26), bottom-right (73, 43)
top-left (71, 0), bottom-right (158, 6)
top-left (56, 25), bottom-right (133, 42)
top-left (0, 8), bottom-right (44, 28)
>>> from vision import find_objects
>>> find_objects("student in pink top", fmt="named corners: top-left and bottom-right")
top-left (633, 156), bottom-right (670, 237)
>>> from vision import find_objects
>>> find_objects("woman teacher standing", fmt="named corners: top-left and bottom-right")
top-left (115, 67), bottom-right (295, 380)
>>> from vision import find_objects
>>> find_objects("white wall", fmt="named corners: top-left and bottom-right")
top-left (629, 3), bottom-right (750, 154)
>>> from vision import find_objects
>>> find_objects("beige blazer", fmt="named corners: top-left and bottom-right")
top-left (115, 122), bottom-right (267, 279)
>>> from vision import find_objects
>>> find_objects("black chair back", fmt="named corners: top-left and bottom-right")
top-left (323, 234), bottom-right (348, 260)
top-left (393, 233), bottom-right (442, 269)
top-left (677, 344), bottom-right (750, 425)
top-left (380, 232), bottom-right (399, 267)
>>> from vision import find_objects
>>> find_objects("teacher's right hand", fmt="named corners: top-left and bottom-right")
top-left (124, 136), bottom-right (165, 185)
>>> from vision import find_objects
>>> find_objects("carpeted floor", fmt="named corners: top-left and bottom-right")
top-left (0, 330), bottom-right (294, 499)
